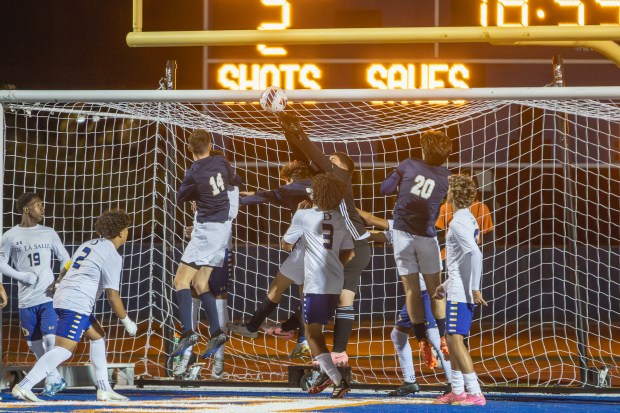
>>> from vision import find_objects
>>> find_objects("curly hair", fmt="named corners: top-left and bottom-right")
top-left (16, 192), bottom-right (40, 213)
top-left (94, 209), bottom-right (131, 239)
top-left (311, 173), bottom-right (347, 211)
top-left (331, 152), bottom-right (355, 172)
top-left (187, 129), bottom-right (212, 155)
top-left (420, 130), bottom-right (452, 166)
top-left (448, 174), bottom-right (477, 210)
top-left (280, 160), bottom-right (311, 182)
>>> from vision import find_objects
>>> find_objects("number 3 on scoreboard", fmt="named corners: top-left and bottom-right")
top-left (257, 0), bottom-right (291, 56)
top-left (410, 175), bottom-right (436, 199)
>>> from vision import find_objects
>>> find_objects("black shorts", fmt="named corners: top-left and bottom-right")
top-left (343, 240), bottom-right (371, 292)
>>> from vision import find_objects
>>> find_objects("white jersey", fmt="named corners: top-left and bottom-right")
top-left (444, 209), bottom-right (483, 303)
top-left (0, 225), bottom-right (71, 308)
top-left (54, 238), bottom-right (122, 315)
top-left (385, 219), bottom-right (427, 291)
top-left (284, 208), bottom-right (354, 294)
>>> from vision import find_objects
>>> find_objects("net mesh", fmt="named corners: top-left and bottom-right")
top-left (1, 97), bottom-right (618, 387)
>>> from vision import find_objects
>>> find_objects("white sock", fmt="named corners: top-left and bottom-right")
top-left (90, 338), bottom-right (112, 391)
top-left (426, 328), bottom-right (451, 382)
top-left (183, 345), bottom-right (194, 358)
top-left (390, 328), bottom-right (416, 383)
top-left (316, 352), bottom-right (342, 384)
top-left (464, 372), bottom-right (482, 395)
top-left (191, 297), bottom-right (201, 331)
top-left (451, 370), bottom-right (464, 394)
top-left (19, 346), bottom-right (72, 391)
top-left (215, 299), bottom-right (229, 359)
top-left (43, 335), bottom-right (64, 383)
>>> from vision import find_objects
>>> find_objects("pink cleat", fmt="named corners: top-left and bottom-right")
top-left (260, 322), bottom-right (295, 340)
top-left (331, 351), bottom-right (349, 366)
top-left (434, 391), bottom-right (467, 404)
top-left (455, 393), bottom-right (487, 406)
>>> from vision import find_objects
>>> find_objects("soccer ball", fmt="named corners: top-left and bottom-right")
top-left (259, 86), bottom-right (288, 113)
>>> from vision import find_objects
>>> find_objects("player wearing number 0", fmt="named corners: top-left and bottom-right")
top-left (434, 175), bottom-right (487, 406)
top-left (380, 130), bottom-right (452, 370)
top-left (282, 173), bottom-right (355, 399)
top-left (170, 130), bottom-right (243, 360)
top-left (0, 192), bottom-right (71, 397)
top-left (12, 209), bottom-right (137, 402)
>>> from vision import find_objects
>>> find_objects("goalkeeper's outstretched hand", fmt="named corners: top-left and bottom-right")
top-left (121, 316), bottom-right (138, 336)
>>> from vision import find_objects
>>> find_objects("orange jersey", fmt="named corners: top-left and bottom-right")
top-left (436, 200), bottom-right (494, 260)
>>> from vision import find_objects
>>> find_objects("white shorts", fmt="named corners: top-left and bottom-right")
top-left (392, 229), bottom-right (442, 276)
top-left (181, 221), bottom-right (230, 268)
top-left (278, 242), bottom-right (305, 285)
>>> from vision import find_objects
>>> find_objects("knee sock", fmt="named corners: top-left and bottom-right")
top-left (176, 289), bottom-right (195, 334)
top-left (90, 338), bottom-right (112, 392)
top-left (43, 335), bottom-right (64, 383)
top-left (451, 370), bottom-right (464, 394)
top-left (28, 338), bottom-right (63, 384)
top-left (247, 297), bottom-right (278, 333)
top-left (316, 352), bottom-right (342, 384)
top-left (390, 328), bottom-right (416, 383)
top-left (426, 328), bottom-right (451, 382)
top-left (464, 372), bottom-right (482, 395)
top-left (199, 292), bottom-right (222, 336)
top-left (215, 298), bottom-right (229, 359)
top-left (19, 346), bottom-right (72, 391)
top-left (332, 306), bottom-right (354, 353)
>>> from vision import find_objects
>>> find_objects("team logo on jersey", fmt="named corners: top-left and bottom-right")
top-left (21, 326), bottom-right (30, 337)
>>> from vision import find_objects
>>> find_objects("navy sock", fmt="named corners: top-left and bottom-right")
top-left (435, 318), bottom-right (446, 337)
top-left (247, 297), bottom-right (278, 332)
top-left (332, 306), bottom-right (355, 353)
top-left (281, 306), bottom-right (302, 332)
top-left (200, 292), bottom-right (222, 336)
top-left (413, 323), bottom-right (427, 342)
top-left (176, 289), bottom-right (194, 334)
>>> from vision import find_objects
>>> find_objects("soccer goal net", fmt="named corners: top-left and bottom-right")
top-left (0, 90), bottom-right (618, 388)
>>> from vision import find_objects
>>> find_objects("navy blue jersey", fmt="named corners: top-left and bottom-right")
top-left (240, 179), bottom-right (312, 211)
top-left (381, 158), bottom-right (451, 237)
top-left (177, 155), bottom-right (243, 223)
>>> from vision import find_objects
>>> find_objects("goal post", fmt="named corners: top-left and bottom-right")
top-left (0, 88), bottom-right (618, 389)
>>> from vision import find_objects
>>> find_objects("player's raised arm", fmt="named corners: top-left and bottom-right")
top-left (277, 112), bottom-right (334, 174)
top-left (380, 166), bottom-right (403, 195)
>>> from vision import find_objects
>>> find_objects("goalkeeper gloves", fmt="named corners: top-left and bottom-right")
top-left (121, 316), bottom-right (137, 336)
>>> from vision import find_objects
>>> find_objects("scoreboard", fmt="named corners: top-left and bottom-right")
top-left (205, 0), bottom-right (620, 90)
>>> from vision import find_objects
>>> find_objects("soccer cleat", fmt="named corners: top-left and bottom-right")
top-left (331, 351), bottom-right (349, 367)
top-left (172, 353), bottom-right (192, 378)
top-left (434, 391), bottom-right (467, 404)
top-left (387, 381), bottom-right (420, 396)
top-left (211, 357), bottom-right (225, 379)
top-left (169, 331), bottom-right (198, 358)
top-left (260, 321), bottom-right (295, 340)
top-left (97, 389), bottom-right (129, 402)
top-left (307, 372), bottom-right (333, 394)
top-left (440, 336), bottom-right (450, 361)
top-left (226, 322), bottom-right (259, 339)
top-left (455, 393), bottom-right (487, 406)
top-left (41, 378), bottom-right (67, 397)
top-left (202, 332), bottom-right (228, 359)
top-left (330, 379), bottom-right (351, 399)
top-left (12, 384), bottom-right (42, 402)
top-left (290, 340), bottom-right (311, 358)
top-left (419, 338), bottom-right (438, 369)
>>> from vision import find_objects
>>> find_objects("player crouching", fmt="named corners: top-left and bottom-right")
top-left (12, 210), bottom-right (137, 402)
top-left (281, 173), bottom-right (355, 399)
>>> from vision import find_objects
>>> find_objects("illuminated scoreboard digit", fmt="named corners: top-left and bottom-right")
top-left (207, 0), bottom-right (620, 90)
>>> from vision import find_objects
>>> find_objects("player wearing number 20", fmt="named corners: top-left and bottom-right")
top-left (380, 130), bottom-right (452, 358)
top-left (0, 192), bottom-right (71, 397)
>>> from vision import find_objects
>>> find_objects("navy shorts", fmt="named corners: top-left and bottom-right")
top-left (19, 301), bottom-right (58, 341)
top-left (209, 249), bottom-right (232, 296)
top-left (446, 300), bottom-right (476, 336)
top-left (55, 308), bottom-right (98, 342)
top-left (302, 293), bottom-right (339, 325)
top-left (395, 290), bottom-right (437, 330)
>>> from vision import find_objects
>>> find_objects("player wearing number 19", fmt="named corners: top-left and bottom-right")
top-left (380, 130), bottom-right (452, 362)
top-left (0, 192), bottom-right (71, 397)
top-left (12, 209), bottom-right (136, 403)
top-left (170, 129), bottom-right (243, 360)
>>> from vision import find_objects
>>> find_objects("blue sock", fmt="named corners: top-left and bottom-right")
top-left (435, 318), bottom-right (446, 337)
top-left (176, 289), bottom-right (194, 334)
top-left (200, 292), bottom-right (222, 336)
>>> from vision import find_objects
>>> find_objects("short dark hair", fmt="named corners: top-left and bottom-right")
top-left (420, 130), bottom-right (452, 166)
top-left (311, 173), bottom-right (347, 211)
top-left (280, 160), bottom-right (310, 182)
top-left (331, 152), bottom-right (355, 172)
top-left (188, 129), bottom-right (212, 154)
top-left (16, 192), bottom-right (40, 213)
top-left (448, 175), bottom-right (477, 209)
top-left (94, 209), bottom-right (131, 240)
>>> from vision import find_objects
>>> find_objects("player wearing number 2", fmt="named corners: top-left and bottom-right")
top-left (12, 209), bottom-right (136, 402)
top-left (381, 130), bottom-right (452, 368)
top-left (0, 192), bottom-right (71, 397)
top-left (170, 129), bottom-right (243, 360)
